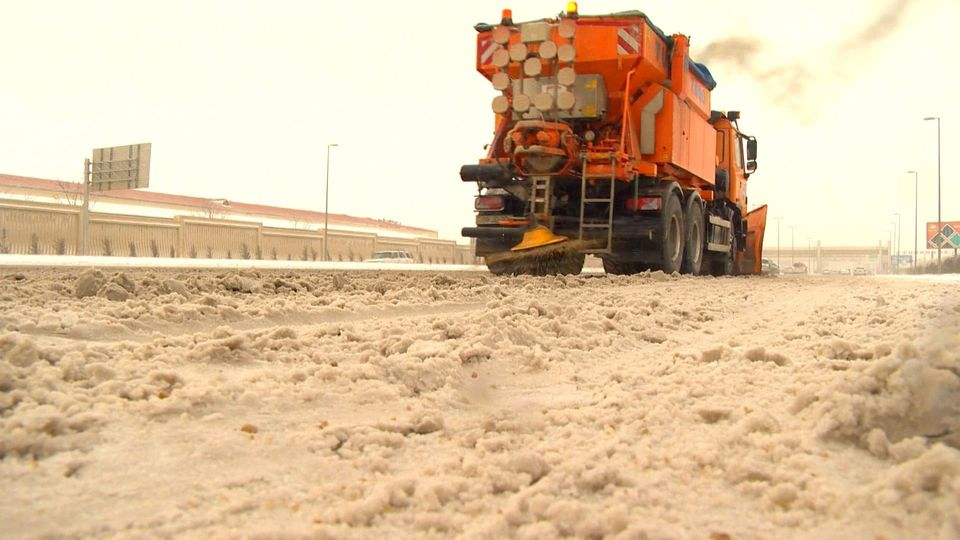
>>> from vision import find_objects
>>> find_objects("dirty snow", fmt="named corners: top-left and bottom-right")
top-left (1, 268), bottom-right (958, 538)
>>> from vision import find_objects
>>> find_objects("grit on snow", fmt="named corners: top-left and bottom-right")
top-left (0, 267), bottom-right (958, 539)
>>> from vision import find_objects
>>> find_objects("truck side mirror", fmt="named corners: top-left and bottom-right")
top-left (746, 137), bottom-right (757, 161)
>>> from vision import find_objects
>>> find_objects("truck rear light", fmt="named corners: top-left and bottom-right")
top-left (626, 196), bottom-right (662, 211)
top-left (475, 195), bottom-right (506, 211)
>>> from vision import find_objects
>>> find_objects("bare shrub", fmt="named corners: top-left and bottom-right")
top-left (56, 238), bottom-right (66, 255)
top-left (150, 240), bottom-right (160, 257)
top-left (128, 241), bottom-right (137, 257)
top-left (102, 238), bottom-right (113, 257)
top-left (240, 243), bottom-right (251, 260)
top-left (189, 245), bottom-right (198, 258)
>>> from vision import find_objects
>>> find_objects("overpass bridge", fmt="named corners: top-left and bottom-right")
top-left (764, 243), bottom-right (891, 274)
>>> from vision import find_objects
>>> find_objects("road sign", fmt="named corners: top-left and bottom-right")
top-left (90, 143), bottom-right (151, 192)
top-left (926, 221), bottom-right (960, 249)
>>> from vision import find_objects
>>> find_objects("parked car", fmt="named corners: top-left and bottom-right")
top-left (853, 267), bottom-right (868, 276)
top-left (364, 250), bottom-right (416, 263)
top-left (761, 258), bottom-right (781, 275)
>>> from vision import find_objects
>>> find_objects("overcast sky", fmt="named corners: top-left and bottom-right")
top-left (2, 0), bottom-right (957, 252)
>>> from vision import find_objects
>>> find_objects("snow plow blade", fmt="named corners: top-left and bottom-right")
top-left (738, 205), bottom-right (767, 275)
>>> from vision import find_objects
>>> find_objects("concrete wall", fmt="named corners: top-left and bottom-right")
top-left (0, 201), bottom-right (79, 255)
top-left (0, 199), bottom-right (478, 264)
top-left (92, 216), bottom-right (180, 258)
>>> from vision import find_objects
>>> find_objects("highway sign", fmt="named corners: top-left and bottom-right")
top-left (90, 143), bottom-right (151, 192)
top-left (926, 221), bottom-right (960, 249)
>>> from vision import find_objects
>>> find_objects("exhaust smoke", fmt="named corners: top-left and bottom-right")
top-left (693, 0), bottom-right (918, 121)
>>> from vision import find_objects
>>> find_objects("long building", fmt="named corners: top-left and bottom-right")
top-left (0, 173), bottom-right (437, 238)
top-left (0, 173), bottom-right (476, 264)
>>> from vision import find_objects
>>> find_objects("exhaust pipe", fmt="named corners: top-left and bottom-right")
top-left (460, 163), bottom-right (513, 185)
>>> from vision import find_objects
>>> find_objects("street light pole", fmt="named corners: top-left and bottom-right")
top-left (774, 216), bottom-right (782, 268)
top-left (323, 143), bottom-right (339, 262)
top-left (889, 222), bottom-right (895, 273)
top-left (789, 225), bottom-right (796, 269)
top-left (907, 170), bottom-right (918, 269)
top-left (893, 212), bottom-right (901, 272)
top-left (924, 116), bottom-right (941, 272)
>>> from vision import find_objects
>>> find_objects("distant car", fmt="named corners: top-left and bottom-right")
top-left (364, 250), bottom-right (416, 263)
top-left (853, 267), bottom-right (868, 276)
top-left (821, 268), bottom-right (833, 275)
top-left (760, 258), bottom-right (780, 275)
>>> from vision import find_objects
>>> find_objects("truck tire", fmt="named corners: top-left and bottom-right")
top-left (722, 234), bottom-right (737, 275)
top-left (681, 197), bottom-right (704, 275)
top-left (708, 234), bottom-right (736, 276)
top-left (660, 193), bottom-right (684, 274)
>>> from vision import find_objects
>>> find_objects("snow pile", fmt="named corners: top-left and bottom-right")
top-left (796, 309), bottom-right (960, 452)
top-left (1, 269), bottom-right (959, 538)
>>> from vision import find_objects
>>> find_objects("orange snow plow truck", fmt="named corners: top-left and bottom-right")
top-left (460, 4), bottom-right (767, 276)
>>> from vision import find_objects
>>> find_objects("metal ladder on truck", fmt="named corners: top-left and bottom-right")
top-left (578, 153), bottom-right (615, 254)
top-left (529, 176), bottom-right (551, 223)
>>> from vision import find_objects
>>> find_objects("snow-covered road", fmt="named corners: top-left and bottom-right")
top-left (1, 267), bottom-right (957, 538)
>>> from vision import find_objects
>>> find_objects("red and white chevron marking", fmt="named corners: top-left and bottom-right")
top-left (616, 25), bottom-right (641, 55)
top-left (478, 36), bottom-right (499, 65)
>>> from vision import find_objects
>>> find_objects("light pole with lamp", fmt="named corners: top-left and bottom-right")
top-left (907, 170), bottom-right (918, 269)
top-left (789, 224), bottom-right (796, 269)
top-left (923, 116), bottom-right (941, 272)
top-left (774, 216), bottom-right (783, 268)
top-left (889, 222), bottom-right (896, 273)
top-left (893, 212), bottom-right (901, 272)
top-left (323, 143), bottom-right (339, 262)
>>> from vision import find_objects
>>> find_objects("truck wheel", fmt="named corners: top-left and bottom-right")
top-left (660, 194), bottom-right (684, 274)
top-left (708, 234), bottom-right (736, 276)
top-left (722, 235), bottom-right (737, 275)
top-left (681, 198), bottom-right (704, 275)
